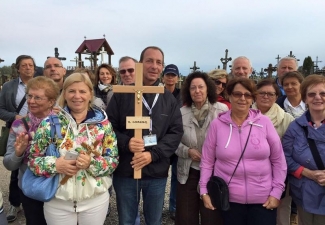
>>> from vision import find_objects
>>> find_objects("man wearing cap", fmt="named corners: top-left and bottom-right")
top-left (162, 64), bottom-right (182, 220)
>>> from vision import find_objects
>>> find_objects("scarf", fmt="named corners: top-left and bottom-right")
top-left (192, 99), bottom-right (209, 128)
top-left (252, 103), bottom-right (284, 127)
top-left (98, 83), bottom-right (112, 92)
top-left (23, 111), bottom-right (55, 164)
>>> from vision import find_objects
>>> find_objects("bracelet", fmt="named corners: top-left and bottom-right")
top-left (200, 193), bottom-right (208, 200)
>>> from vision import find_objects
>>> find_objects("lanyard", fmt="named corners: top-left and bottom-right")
top-left (142, 94), bottom-right (159, 134)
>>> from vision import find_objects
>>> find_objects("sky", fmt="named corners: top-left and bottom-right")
top-left (0, 0), bottom-right (324, 76)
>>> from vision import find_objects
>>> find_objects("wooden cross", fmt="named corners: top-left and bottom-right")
top-left (113, 63), bottom-right (164, 179)
top-left (264, 63), bottom-right (277, 78)
top-left (275, 54), bottom-right (281, 64)
top-left (70, 56), bottom-right (79, 67)
top-left (220, 49), bottom-right (232, 71)
top-left (190, 61), bottom-right (200, 72)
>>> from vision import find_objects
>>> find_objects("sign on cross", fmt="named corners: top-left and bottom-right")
top-left (113, 63), bottom-right (164, 179)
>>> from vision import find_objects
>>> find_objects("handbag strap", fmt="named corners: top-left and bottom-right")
top-left (16, 96), bottom-right (26, 114)
top-left (21, 118), bottom-right (29, 131)
top-left (49, 115), bottom-right (62, 142)
top-left (302, 126), bottom-right (325, 170)
top-left (227, 124), bottom-right (253, 185)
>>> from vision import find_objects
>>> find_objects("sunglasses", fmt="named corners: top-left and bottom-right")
top-left (119, 68), bottom-right (135, 74)
top-left (307, 92), bottom-right (325, 98)
top-left (231, 91), bottom-right (253, 99)
top-left (214, 80), bottom-right (227, 88)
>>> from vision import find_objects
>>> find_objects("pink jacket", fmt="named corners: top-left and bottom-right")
top-left (199, 109), bottom-right (287, 204)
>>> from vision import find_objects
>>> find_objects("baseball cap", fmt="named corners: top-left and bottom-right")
top-left (163, 64), bottom-right (179, 76)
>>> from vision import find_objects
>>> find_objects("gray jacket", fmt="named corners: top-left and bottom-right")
top-left (176, 102), bottom-right (228, 184)
top-left (0, 78), bottom-right (20, 126)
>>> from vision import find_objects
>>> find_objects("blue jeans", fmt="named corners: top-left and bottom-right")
top-left (113, 175), bottom-right (167, 225)
top-left (169, 156), bottom-right (177, 212)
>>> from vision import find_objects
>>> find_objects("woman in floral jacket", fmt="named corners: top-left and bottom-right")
top-left (28, 73), bottom-right (119, 225)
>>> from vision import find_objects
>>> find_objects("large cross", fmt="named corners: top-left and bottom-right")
top-left (190, 61), bottom-right (200, 72)
top-left (47, 47), bottom-right (66, 61)
top-left (220, 49), bottom-right (232, 71)
top-left (264, 63), bottom-right (277, 78)
top-left (113, 63), bottom-right (164, 179)
top-left (70, 56), bottom-right (79, 67)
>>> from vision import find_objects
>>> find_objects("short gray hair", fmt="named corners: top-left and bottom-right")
top-left (277, 57), bottom-right (298, 70)
top-left (232, 56), bottom-right (252, 69)
top-left (119, 56), bottom-right (138, 65)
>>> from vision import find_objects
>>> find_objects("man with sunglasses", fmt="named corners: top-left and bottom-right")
top-left (118, 56), bottom-right (137, 85)
top-left (43, 57), bottom-right (66, 91)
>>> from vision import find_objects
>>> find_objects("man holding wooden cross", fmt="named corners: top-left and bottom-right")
top-left (107, 46), bottom-right (183, 225)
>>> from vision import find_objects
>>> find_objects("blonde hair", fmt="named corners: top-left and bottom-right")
top-left (57, 73), bottom-right (94, 108)
top-left (208, 69), bottom-right (228, 80)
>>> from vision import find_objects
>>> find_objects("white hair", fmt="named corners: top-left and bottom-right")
top-left (232, 56), bottom-right (252, 69)
top-left (277, 57), bottom-right (298, 70)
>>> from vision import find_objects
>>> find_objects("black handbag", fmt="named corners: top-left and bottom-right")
top-left (207, 124), bottom-right (252, 211)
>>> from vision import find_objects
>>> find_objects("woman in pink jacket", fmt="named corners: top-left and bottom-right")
top-left (199, 78), bottom-right (287, 225)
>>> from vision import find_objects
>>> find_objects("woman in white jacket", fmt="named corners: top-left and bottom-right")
top-left (175, 71), bottom-right (228, 225)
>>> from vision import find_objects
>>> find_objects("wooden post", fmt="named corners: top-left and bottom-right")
top-left (112, 63), bottom-right (164, 179)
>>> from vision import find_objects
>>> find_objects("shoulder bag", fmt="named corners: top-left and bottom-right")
top-left (302, 126), bottom-right (325, 170)
top-left (21, 115), bottom-right (62, 202)
top-left (207, 124), bottom-right (253, 211)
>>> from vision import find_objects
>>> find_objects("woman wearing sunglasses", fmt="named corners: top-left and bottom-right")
top-left (208, 69), bottom-right (231, 109)
top-left (200, 78), bottom-right (287, 225)
top-left (282, 75), bottom-right (325, 225)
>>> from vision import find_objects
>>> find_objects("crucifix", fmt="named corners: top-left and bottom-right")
top-left (313, 56), bottom-right (322, 71)
top-left (47, 47), bottom-right (66, 60)
top-left (287, 51), bottom-right (300, 61)
top-left (113, 63), bottom-right (164, 179)
top-left (99, 47), bottom-right (107, 65)
top-left (258, 68), bottom-right (266, 78)
top-left (264, 63), bottom-right (277, 78)
top-left (275, 55), bottom-right (281, 64)
top-left (70, 56), bottom-right (79, 67)
top-left (190, 61), bottom-right (200, 72)
top-left (220, 49), bottom-right (232, 71)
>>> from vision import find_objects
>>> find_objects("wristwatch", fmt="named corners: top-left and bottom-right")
top-left (200, 193), bottom-right (208, 200)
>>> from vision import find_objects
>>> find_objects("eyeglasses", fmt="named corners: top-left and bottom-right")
top-left (119, 68), bottom-right (135, 74)
top-left (25, 94), bottom-right (47, 102)
top-left (190, 85), bottom-right (205, 92)
top-left (307, 92), bottom-right (325, 98)
top-left (257, 92), bottom-right (276, 98)
top-left (214, 80), bottom-right (227, 88)
top-left (231, 91), bottom-right (253, 99)
top-left (44, 64), bottom-right (63, 70)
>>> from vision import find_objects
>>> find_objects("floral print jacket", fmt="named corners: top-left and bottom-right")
top-left (28, 107), bottom-right (119, 202)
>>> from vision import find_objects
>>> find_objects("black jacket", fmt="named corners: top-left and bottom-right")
top-left (106, 80), bottom-right (183, 178)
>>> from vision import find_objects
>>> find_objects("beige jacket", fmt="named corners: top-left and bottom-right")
top-left (176, 102), bottom-right (228, 184)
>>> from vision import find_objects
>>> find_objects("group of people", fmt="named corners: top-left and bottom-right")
top-left (0, 48), bottom-right (324, 225)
